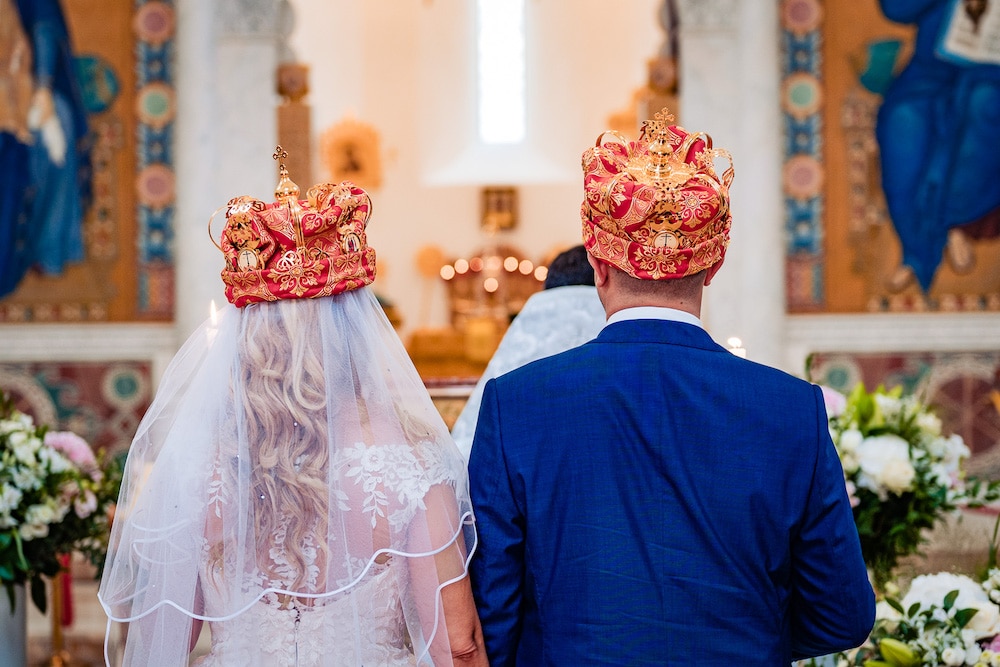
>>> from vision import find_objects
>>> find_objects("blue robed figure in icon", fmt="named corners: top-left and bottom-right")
top-left (876, 0), bottom-right (1000, 292)
top-left (0, 0), bottom-right (91, 298)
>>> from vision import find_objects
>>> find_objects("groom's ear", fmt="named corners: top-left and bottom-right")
top-left (588, 253), bottom-right (609, 288)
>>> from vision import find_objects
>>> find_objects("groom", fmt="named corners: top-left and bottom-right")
top-left (467, 111), bottom-right (875, 665)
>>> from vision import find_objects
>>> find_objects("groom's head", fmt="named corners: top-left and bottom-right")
top-left (577, 108), bottom-right (735, 315)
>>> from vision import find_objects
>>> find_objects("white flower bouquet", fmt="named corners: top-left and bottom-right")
top-left (808, 571), bottom-right (1000, 666)
top-left (0, 390), bottom-right (121, 613)
top-left (822, 383), bottom-right (997, 590)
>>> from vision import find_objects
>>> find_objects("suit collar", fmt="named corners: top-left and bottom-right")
top-left (605, 306), bottom-right (703, 329)
top-left (594, 318), bottom-right (725, 352)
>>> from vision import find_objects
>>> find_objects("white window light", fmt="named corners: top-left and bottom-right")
top-left (477, 0), bottom-right (526, 145)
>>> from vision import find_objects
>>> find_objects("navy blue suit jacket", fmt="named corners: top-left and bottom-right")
top-left (468, 319), bottom-right (875, 665)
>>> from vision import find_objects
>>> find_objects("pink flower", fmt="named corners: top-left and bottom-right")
top-left (45, 431), bottom-right (96, 469)
top-left (845, 480), bottom-right (860, 508)
top-left (74, 489), bottom-right (98, 519)
top-left (820, 386), bottom-right (847, 418)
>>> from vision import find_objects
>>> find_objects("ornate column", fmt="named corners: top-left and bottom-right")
top-left (174, 0), bottom-right (283, 342)
top-left (676, 0), bottom-right (787, 372)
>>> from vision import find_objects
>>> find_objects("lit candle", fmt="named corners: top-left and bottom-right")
top-left (207, 300), bottom-right (219, 344)
top-left (726, 336), bottom-right (747, 359)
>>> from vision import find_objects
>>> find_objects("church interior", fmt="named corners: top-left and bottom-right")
top-left (2, 0), bottom-right (1000, 664)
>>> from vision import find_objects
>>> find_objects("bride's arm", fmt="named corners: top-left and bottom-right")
top-left (439, 575), bottom-right (487, 666)
top-left (410, 483), bottom-right (487, 666)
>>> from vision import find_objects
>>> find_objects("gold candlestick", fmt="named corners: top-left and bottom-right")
top-left (48, 568), bottom-right (71, 667)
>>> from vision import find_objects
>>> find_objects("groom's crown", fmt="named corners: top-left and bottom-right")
top-left (211, 146), bottom-right (377, 307)
top-left (580, 108), bottom-right (734, 281)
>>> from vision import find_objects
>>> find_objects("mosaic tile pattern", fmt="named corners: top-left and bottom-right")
top-left (781, 0), bottom-right (825, 311)
top-left (0, 362), bottom-right (152, 454)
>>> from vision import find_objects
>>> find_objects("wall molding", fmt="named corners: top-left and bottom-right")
top-left (784, 312), bottom-right (1000, 373)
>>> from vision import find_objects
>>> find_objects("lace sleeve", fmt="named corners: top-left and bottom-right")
top-left (334, 439), bottom-right (464, 531)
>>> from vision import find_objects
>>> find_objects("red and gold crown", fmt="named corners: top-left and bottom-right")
top-left (580, 108), bottom-right (734, 281)
top-left (214, 147), bottom-right (376, 307)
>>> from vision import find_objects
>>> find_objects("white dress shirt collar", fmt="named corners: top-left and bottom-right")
top-left (604, 306), bottom-right (704, 330)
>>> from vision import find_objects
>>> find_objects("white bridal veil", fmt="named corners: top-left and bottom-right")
top-left (98, 289), bottom-right (475, 666)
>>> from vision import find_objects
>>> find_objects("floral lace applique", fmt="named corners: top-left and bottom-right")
top-left (334, 440), bottom-right (457, 529)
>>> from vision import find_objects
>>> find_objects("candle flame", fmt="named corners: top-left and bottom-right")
top-left (726, 336), bottom-right (747, 359)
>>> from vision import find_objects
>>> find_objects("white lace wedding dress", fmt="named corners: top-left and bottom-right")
top-left (187, 439), bottom-right (464, 666)
top-left (192, 564), bottom-right (415, 666)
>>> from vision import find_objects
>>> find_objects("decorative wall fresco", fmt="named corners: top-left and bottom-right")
top-left (781, 0), bottom-right (1000, 313)
top-left (0, 0), bottom-right (175, 323)
top-left (0, 361), bottom-right (153, 453)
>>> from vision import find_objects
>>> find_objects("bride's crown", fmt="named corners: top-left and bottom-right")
top-left (212, 146), bottom-right (377, 307)
top-left (580, 108), bottom-right (734, 281)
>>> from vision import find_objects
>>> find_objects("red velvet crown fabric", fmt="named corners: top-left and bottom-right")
top-left (580, 124), bottom-right (733, 281)
top-left (220, 182), bottom-right (376, 307)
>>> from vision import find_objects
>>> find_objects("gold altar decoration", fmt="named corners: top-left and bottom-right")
top-left (438, 244), bottom-right (546, 333)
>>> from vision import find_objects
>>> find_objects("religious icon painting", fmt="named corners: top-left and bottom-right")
top-left (320, 117), bottom-right (383, 191)
top-left (781, 0), bottom-right (1000, 314)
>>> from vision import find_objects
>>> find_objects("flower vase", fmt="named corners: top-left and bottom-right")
top-left (0, 584), bottom-right (27, 667)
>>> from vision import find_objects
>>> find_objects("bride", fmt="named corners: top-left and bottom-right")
top-left (98, 169), bottom-right (486, 666)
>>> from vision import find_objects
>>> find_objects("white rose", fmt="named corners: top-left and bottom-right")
top-left (39, 447), bottom-right (72, 473)
top-left (856, 434), bottom-right (914, 494)
top-left (928, 463), bottom-right (951, 487)
top-left (905, 573), bottom-right (1000, 635)
top-left (880, 457), bottom-right (916, 494)
top-left (940, 646), bottom-right (965, 666)
top-left (0, 484), bottom-right (22, 513)
top-left (12, 467), bottom-right (41, 491)
top-left (943, 434), bottom-right (970, 467)
top-left (917, 411), bottom-right (943, 436)
top-left (840, 452), bottom-right (860, 475)
top-left (905, 573), bottom-right (978, 608)
top-left (25, 502), bottom-right (56, 525)
top-left (966, 601), bottom-right (1000, 638)
top-left (838, 428), bottom-right (864, 453)
top-left (926, 436), bottom-right (947, 459)
top-left (966, 644), bottom-right (983, 666)
top-left (18, 521), bottom-right (48, 540)
top-left (11, 433), bottom-right (38, 464)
